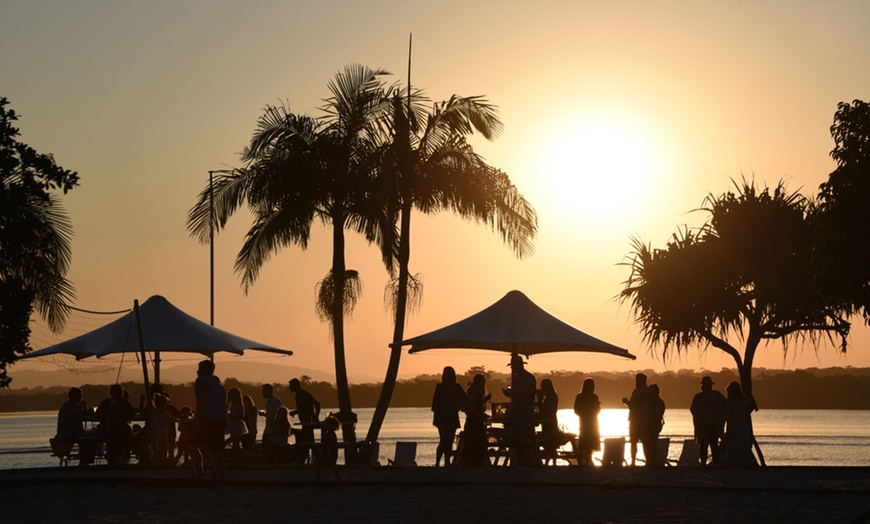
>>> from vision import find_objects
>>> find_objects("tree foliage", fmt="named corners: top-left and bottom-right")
top-left (620, 179), bottom-right (849, 395)
top-left (0, 97), bottom-right (78, 388)
top-left (814, 99), bottom-right (870, 320)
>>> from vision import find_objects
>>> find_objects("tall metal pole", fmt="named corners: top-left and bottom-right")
top-left (209, 170), bottom-right (215, 328)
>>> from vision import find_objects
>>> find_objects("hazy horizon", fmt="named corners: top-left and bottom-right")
top-left (4, 1), bottom-right (870, 386)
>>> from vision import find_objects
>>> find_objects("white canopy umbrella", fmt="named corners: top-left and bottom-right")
top-left (399, 290), bottom-right (636, 360)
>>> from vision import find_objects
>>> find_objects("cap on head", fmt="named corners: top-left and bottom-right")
top-left (510, 354), bottom-right (525, 368)
top-left (701, 376), bottom-right (714, 386)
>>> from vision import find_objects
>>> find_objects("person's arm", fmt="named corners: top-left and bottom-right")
top-left (313, 395), bottom-right (321, 420)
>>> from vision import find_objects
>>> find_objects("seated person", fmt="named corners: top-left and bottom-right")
top-left (315, 415), bottom-right (341, 481)
top-left (55, 387), bottom-right (95, 465)
top-left (264, 406), bottom-right (299, 463)
top-left (95, 384), bottom-right (135, 466)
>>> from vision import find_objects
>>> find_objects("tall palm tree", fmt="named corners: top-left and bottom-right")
top-left (188, 65), bottom-right (393, 448)
top-left (364, 91), bottom-right (538, 447)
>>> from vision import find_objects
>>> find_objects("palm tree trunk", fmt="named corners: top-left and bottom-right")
top-left (365, 202), bottom-right (412, 448)
top-left (331, 218), bottom-right (358, 457)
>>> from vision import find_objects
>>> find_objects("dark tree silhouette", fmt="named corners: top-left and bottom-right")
top-left (364, 89), bottom-right (537, 448)
top-left (620, 179), bottom-right (850, 399)
top-left (187, 66), bottom-right (394, 451)
top-left (0, 97), bottom-right (78, 388)
top-left (814, 100), bottom-right (870, 320)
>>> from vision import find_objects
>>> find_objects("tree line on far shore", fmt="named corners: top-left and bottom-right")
top-left (3, 366), bottom-right (869, 414)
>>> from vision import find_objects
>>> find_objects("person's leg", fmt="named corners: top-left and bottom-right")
top-left (190, 445), bottom-right (204, 478)
top-left (710, 436), bottom-right (720, 465)
top-left (630, 437), bottom-right (638, 466)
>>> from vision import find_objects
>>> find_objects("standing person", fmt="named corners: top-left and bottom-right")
top-left (289, 378), bottom-right (321, 451)
top-left (431, 366), bottom-right (467, 467)
top-left (259, 384), bottom-right (282, 447)
top-left (242, 394), bottom-right (258, 452)
top-left (225, 387), bottom-right (248, 465)
top-left (622, 373), bottom-right (649, 466)
top-left (315, 415), bottom-right (341, 481)
top-left (462, 373), bottom-right (491, 467)
top-left (643, 384), bottom-right (666, 467)
top-left (190, 359), bottom-right (228, 480)
top-left (537, 378), bottom-right (560, 466)
top-left (174, 405), bottom-right (193, 466)
top-left (690, 376), bottom-right (726, 466)
top-left (573, 378), bottom-right (601, 466)
top-left (148, 393), bottom-right (171, 469)
top-left (504, 353), bottom-right (539, 466)
top-left (724, 381), bottom-right (758, 467)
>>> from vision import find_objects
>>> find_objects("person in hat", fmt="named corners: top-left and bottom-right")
top-left (690, 375), bottom-right (726, 465)
top-left (504, 353), bottom-right (539, 466)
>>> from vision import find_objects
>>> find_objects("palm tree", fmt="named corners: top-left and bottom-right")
top-left (188, 65), bottom-right (394, 448)
top-left (1, 96), bottom-right (77, 388)
top-left (364, 91), bottom-right (538, 447)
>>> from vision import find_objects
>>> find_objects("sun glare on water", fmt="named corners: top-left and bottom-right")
top-left (532, 109), bottom-right (667, 234)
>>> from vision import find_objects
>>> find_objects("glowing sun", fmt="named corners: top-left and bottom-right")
top-left (532, 109), bottom-right (667, 233)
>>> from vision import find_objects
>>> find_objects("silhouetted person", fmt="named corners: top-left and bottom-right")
top-left (724, 381), bottom-right (758, 467)
top-left (259, 383), bottom-right (282, 447)
top-left (537, 378), bottom-right (560, 466)
top-left (190, 359), bottom-right (227, 479)
top-left (226, 387), bottom-right (248, 465)
top-left (96, 384), bottom-right (134, 466)
top-left (315, 415), bottom-right (341, 481)
top-left (643, 383), bottom-right (665, 466)
top-left (622, 372), bottom-right (649, 466)
top-left (573, 378), bottom-right (601, 466)
top-left (462, 373), bottom-right (491, 467)
top-left (242, 394), bottom-right (258, 451)
top-left (505, 353), bottom-right (539, 466)
top-left (289, 378), bottom-right (321, 457)
top-left (55, 387), bottom-right (95, 466)
top-left (431, 366), bottom-right (467, 467)
top-left (691, 376), bottom-right (726, 466)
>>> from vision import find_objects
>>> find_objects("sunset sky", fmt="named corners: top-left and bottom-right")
top-left (4, 1), bottom-right (870, 385)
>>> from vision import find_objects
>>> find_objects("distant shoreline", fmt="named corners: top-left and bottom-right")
top-left (3, 366), bottom-right (870, 412)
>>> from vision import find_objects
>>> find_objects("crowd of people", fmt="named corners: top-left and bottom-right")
top-left (54, 357), bottom-right (760, 472)
top-left (431, 359), bottom-right (760, 468)
top-left (52, 359), bottom-right (335, 478)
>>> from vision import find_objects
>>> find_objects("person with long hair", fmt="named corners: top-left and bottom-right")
top-left (462, 374), bottom-right (491, 467)
top-left (226, 387), bottom-right (248, 466)
top-left (724, 381), bottom-right (758, 467)
top-left (538, 378), bottom-right (560, 465)
top-left (242, 394), bottom-right (258, 452)
top-left (431, 366), bottom-right (467, 467)
top-left (573, 378), bottom-right (601, 466)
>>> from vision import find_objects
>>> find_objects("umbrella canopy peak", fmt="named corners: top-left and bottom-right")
top-left (399, 290), bottom-right (635, 360)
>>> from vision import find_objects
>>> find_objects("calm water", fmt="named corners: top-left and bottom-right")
top-left (2, 408), bottom-right (869, 469)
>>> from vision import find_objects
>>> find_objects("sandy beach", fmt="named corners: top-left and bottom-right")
top-left (1, 464), bottom-right (868, 524)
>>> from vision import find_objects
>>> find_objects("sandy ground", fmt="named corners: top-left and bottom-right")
top-left (1, 465), bottom-right (869, 524)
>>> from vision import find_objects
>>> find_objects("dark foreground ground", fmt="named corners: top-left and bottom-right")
top-left (1, 464), bottom-right (869, 523)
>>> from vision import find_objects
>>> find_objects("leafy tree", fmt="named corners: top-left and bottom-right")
top-left (364, 90), bottom-right (538, 446)
top-left (620, 180), bottom-right (849, 399)
top-left (814, 100), bottom-right (870, 320)
top-left (0, 97), bottom-right (78, 388)
top-left (187, 66), bottom-right (393, 449)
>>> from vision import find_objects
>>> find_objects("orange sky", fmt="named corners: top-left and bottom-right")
top-left (3, 1), bottom-right (870, 384)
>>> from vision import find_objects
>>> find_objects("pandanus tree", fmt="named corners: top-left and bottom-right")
top-left (188, 65), bottom-right (394, 449)
top-left (364, 90), bottom-right (538, 447)
top-left (620, 180), bottom-right (850, 460)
